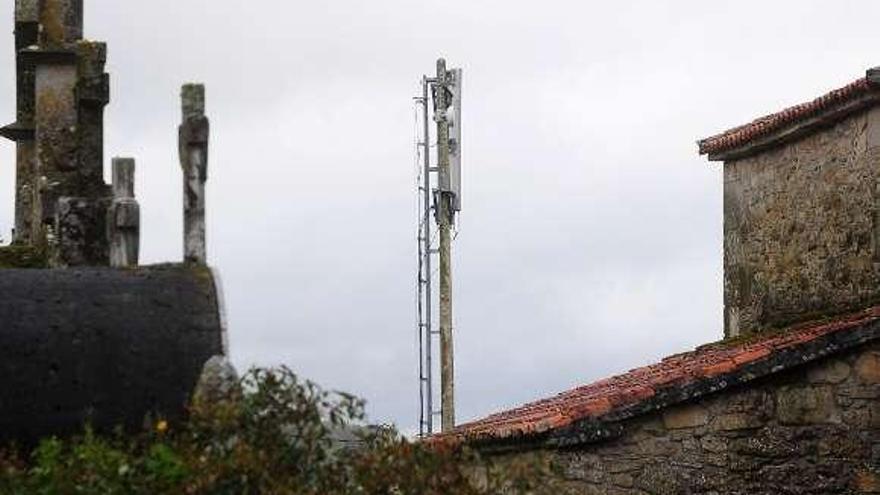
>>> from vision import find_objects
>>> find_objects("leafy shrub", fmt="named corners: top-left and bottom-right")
top-left (0, 367), bottom-right (570, 494)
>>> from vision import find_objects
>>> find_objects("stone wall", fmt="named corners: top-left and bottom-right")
top-left (489, 344), bottom-right (880, 494)
top-left (723, 109), bottom-right (880, 337)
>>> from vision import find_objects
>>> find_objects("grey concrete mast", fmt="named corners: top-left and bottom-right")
top-left (435, 58), bottom-right (456, 433)
top-left (179, 84), bottom-right (210, 265)
top-left (416, 59), bottom-right (463, 435)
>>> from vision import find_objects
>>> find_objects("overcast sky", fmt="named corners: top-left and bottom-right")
top-left (1, 0), bottom-right (878, 433)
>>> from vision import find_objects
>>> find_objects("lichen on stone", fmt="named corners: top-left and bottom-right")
top-left (0, 245), bottom-right (48, 268)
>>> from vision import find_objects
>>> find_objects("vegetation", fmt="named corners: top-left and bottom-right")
top-left (0, 367), bottom-right (570, 494)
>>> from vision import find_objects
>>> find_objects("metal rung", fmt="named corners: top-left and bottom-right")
top-left (429, 167), bottom-right (440, 172)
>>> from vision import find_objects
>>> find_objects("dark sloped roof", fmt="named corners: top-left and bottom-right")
top-left (0, 264), bottom-right (226, 443)
top-left (437, 306), bottom-right (880, 449)
top-left (698, 73), bottom-right (880, 159)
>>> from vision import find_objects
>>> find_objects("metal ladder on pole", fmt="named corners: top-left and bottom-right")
top-left (416, 76), bottom-right (439, 437)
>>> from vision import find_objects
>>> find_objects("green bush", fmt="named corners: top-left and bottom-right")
top-left (0, 367), bottom-right (570, 494)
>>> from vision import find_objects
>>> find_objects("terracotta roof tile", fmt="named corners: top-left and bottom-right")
top-left (436, 306), bottom-right (880, 446)
top-left (698, 76), bottom-right (876, 157)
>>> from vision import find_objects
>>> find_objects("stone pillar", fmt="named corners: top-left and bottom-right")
top-left (108, 158), bottom-right (139, 268)
top-left (6, 0), bottom-right (112, 266)
top-left (179, 84), bottom-right (209, 264)
top-left (29, 52), bottom-right (80, 242)
top-left (19, 44), bottom-right (111, 265)
top-left (0, 1), bottom-right (41, 243)
top-left (39, 0), bottom-right (83, 46)
top-left (4, 0), bottom-right (111, 265)
top-left (76, 41), bottom-right (110, 189)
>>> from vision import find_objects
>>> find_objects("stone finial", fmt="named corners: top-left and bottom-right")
top-left (15, 0), bottom-right (39, 23)
top-left (179, 84), bottom-right (209, 265)
top-left (182, 84), bottom-right (205, 120)
top-left (112, 157), bottom-right (135, 199)
top-left (108, 158), bottom-right (139, 268)
top-left (39, 0), bottom-right (84, 45)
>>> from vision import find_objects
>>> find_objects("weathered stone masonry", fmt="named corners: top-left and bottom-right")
top-left (723, 109), bottom-right (880, 338)
top-left (516, 343), bottom-right (880, 494)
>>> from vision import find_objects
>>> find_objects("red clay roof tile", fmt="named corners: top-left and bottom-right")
top-left (698, 76), bottom-right (876, 157)
top-left (436, 305), bottom-right (880, 446)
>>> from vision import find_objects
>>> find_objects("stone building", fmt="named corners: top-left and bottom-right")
top-left (438, 70), bottom-right (880, 494)
top-left (0, 0), bottom-right (227, 442)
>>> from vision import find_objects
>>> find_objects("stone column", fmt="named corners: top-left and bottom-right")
top-left (77, 41), bottom-right (110, 189)
top-left (11, 0), bottom-right (112, 266)
top-left (39, 0), bottom-right (83, 46)
top-left (179, 84), bottom-right (209, 264)
top-left (29, 50), bottom-right (79, 246)
top-left (108, 158), bottom-right (139, 268)
top-left (0, 1), bottom-right (41, 243)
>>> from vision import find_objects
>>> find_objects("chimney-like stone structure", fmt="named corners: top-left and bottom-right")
top-left (699, 69), bottom-right (880, 338)
top-left (3, 0), bottom-right (111, 266)
top-left (179, 84), bottom-right (209, 264)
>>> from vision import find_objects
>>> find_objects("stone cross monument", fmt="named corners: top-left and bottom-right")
top-left (0, 0), bottom-right (229, 446)
top-left (3, 1), bottom-right (211, 269)
top-left (179, 84), bottom-right (210, 264)
top-left (108, 158), bottom-right (139, 268)
top-left (2, 0), bottom-right (111, 266)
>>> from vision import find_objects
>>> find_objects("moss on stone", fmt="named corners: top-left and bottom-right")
top-left (188, 263), bottom-right (215, 289)
top-left (0, 245), bottom-right (49, 269)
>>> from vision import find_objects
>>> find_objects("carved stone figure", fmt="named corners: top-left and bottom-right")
top-left (179, 84), bottom-right (209, 265)
top-left (108, 158), bottom-right (139, 268)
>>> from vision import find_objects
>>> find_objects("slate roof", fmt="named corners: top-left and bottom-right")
top-left (437, 305), bottom-right (880, 449)
top-left (698, 72), bottom-right (880, 159)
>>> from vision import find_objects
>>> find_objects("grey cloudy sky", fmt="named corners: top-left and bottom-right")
top-left (0, 0), bottom-right (878, 432)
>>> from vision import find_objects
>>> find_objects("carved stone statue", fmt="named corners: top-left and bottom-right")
top-left (108, 158), bottom-right (139, 268)
top-left (179, 84), bottom-right (209, 265)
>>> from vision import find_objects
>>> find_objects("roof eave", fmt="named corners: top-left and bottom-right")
top-left (444, 314), bottom-right (880, 453)
top-left (701, 91), bottom-right (880, 162)
top-left (547, 319), bottom-right (880, 449)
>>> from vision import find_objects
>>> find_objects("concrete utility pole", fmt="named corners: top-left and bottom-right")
top-left (435, 59), bottom-right (456, 433)
top-left (415, 58), bottom-right (462, 436)
top-left (179, 84), bottom-right (210, 264)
